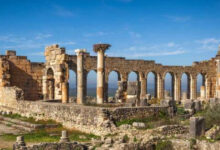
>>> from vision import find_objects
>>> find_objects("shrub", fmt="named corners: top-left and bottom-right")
top-left (156, 139), bottom-right (173, 150)
top-left (201, 104), bottom-right (220, 129)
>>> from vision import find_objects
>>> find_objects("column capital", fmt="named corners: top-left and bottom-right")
top-left (75, 49), bottom-right (87, 56)
top-left (93, 44), bottom-right (111, 53)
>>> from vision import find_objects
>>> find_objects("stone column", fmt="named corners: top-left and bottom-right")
top-left (61, 82), bottom-right (69, 103)
top-left (190, 76), bottom-right (197, 100)
top-left (75, 49), bottom-right (87, 104)
top-left (157, 74), bottom-right (164, 99)
top-left (200, 85), bottom-right (206, 100)
top-left (140, 73), bottom-right (146, 99)
top-left (42, 76), bottom-right (47, 100)
top-left (174, 75), bottom-right (181, 101)
top-left (93, 44), bottom-right (111, 104)
top-left (205, 77), bottom-right (211, 100)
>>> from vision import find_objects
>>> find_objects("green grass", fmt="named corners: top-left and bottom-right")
top-left (156, 139), bottom-right (174, 150)
top-left (115, 111), bottom-right (178, 129)
top-left (1, 113), bottom-right (57, 125)
top-left (0, 127), bottom-right (99, 143)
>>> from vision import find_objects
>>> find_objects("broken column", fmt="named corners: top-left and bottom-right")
top-left (157, 74), bottom-right (164, 99)
top-left (13, 136), bottom-right (26, 150)
top-left (62, 82), bottom-right (69, 103)
top-left (200, 85), bottom-right (206, 100)
top-left (190, 117), bottom-right (205, 138)
top-left (174, 76), bottom-right (181, 101)
top-left (126, 81), bottom-right (139, 106)
top-left (190, 76), bottom-right (197, 100)
top-left (75, 49), bottom-right (87, 104)
top-left (59, 130), bottom-right (70, 143)
top-left (182, 92), bottom-right (188, 100)
top-left (140, 73), bottom-right (147, 105)
top-left (93, 44), bottom-right (111, 104)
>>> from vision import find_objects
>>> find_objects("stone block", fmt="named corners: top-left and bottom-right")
top-left (209, 98), bottom-right (220, 108)
top-left (127, 82), bottom-right (139, 95)
top-left (205, 125), bottom-right (220, 139)
top-left (160, 99), bottom-right (175, 107)
top-left (194, 100), bottom-right (202, 112)
top-left (132, 122), bottom-right (146, 129)
top-left (190, 117), bottom-right (205, 138)
top-left (184, 100), bottom-right (195, 110)
top-left (146, 94), bottom-right (151, 100)
top-left (140, 98), bottom-right (148, 106)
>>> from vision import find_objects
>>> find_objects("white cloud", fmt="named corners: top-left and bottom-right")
top-left (35, 33), bottom-right (52, 40)
top-left (164, 15), bottom-right (191, 22)
top-left (133, 50), bottom-right (185, 57)
top-left (167, 42), bottom-right (176, 47)
top-left (196, 38), bottom-right (220, 45)
top-left (83, 32), bottom-right (107, 37)
top-left (196, 38), bottom-right (220, 51)
top-left (59, 41), bottom-right (76, 45)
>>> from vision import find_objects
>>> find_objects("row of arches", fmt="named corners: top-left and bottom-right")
top-left (67, 70), bottom-right (206, 99)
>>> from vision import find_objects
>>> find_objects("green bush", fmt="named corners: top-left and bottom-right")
top-left (156, 139), bottom-right (173, 150)
top-left (200, 104), bottom-right (220, 129)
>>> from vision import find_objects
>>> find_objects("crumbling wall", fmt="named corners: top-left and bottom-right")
top-left (0, 86), bottom-right (23, 109)
top-left (0, 51), bottom-right (44, 100)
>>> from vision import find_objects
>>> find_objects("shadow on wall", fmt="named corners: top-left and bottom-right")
top-left (9, 62), bottom-right (43, 100)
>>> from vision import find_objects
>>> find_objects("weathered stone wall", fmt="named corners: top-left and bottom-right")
top-left (14, 142), bottom-right (87, 150)
top-left (0, 51), bottom-right (44, 100)
top-left (109, 106), bottom-right (168, 122)
top-left (0, 87), bottom-right (169, 135)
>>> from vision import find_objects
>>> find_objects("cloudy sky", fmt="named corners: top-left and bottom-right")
top-left (0, 0), bottom-right (220, 65)
top-left (0, 0), bottom-right (219, 89)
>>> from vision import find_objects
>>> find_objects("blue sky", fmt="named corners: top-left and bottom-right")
top-left (1, 0), bottom-right (220, 65)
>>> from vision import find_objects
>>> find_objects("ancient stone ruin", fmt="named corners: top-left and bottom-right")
top-left (0, 44), bottom-right (218, 103)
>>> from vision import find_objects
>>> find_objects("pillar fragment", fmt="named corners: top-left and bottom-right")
top-left (140, 74), bottom-right (146, 99)
top-left (174, 75), bottom-right (181, 101)
top-left (157, 74), bottom-right (164, 99)
top-left (190, 77), bottom-right (197, 100)
top-left (62, 82), bottom-right (69, 103)
top-left (75, 49), bottom-right (87, 104)
top-left (93, 44), bottom-right (111, 104)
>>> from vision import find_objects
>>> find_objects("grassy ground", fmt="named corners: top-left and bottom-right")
top-left (115, 106), bottom-right (189, 129)
top-left (0, 126), bottom-right (99, 143)
top-left (1, 113), bottom-right (56, 125)
top-left (0, 114), bottom-right (100, 149)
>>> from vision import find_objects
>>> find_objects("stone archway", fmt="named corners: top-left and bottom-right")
top-left (47, 68), bottom-right (55, 100)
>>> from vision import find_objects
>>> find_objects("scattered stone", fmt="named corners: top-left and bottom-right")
top-left (190, 117), bottom-right (205, 138)
top-left (194, 100), bottom-right (202, 112)
top-left (119, 124), bottom-right (132, 130)
top-left (132, 122), bottom-right (146, 129)
top-left (205, 125), bottom-right (220, 139)
top-left (59, 130), bottom-right (70, 143)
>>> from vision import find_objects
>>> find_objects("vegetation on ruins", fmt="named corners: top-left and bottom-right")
top-left (155, 139), bottom-right (174, 150)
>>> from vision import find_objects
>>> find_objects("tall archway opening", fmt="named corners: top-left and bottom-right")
top-left (164, 72), bottom-right (174, 99)
top-left (87, 70), bottom-right (97, 98)
top-left (108, 71), bottom-right (120, 100)
top-left (68, 70), bottom-right (77, 100)
top-left (146, 72), bottom-right (157, 98)
top-left (181, 73), bottom-right (191, 100)
top-left (197, 73), bottom-right (205, 99)
top-left (47, 68), bottom-right (55, 100)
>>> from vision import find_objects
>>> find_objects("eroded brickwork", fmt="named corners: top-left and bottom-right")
top-left (0, 51), bottom-right (44, 100)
